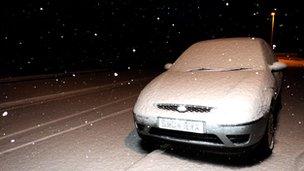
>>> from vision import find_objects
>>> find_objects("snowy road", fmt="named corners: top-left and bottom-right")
top-left (0, 69), bottom-right (303, 170)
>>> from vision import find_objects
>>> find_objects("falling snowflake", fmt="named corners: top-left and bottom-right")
top-left (2, 111), bottom-right (8, 117)
top-left (114, 72), bottom-right (118, 77)
top-left (10, 139), bottom-right (15, 143)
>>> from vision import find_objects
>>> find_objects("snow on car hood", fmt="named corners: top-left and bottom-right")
top-left (134, 69), bottom-right (275, 124)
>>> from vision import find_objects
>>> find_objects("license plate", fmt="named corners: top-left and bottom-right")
top-left (158, 117), bottom-right (205, 133)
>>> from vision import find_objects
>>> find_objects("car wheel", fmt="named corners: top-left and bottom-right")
top-left (274, 93), bottom-right (282, 113)
top-left (259, 113), bottom-right (275, 155)
top-left (273, 93), bottom-right (282, 128)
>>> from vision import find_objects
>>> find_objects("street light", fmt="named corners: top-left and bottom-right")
top-left (270, 12), bottom-right (276, 46)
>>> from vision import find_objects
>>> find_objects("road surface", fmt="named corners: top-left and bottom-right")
top-left (0, 69), bottom-right (303, 170)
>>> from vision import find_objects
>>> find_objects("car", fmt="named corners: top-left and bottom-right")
top-left (133, 37), bottom-right (286, 154)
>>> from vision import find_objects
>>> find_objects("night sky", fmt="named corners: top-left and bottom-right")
top-left (1, 0), bottom-right (303, 76)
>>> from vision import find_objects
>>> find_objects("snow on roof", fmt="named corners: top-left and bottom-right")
top-left (171, 37), bottom-right (269, 71)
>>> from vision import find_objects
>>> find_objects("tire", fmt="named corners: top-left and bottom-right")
top-left (273, 93), bottom-right (282, 128)
top-left (274, 93), bottom-right (282, 113)
top-left (258, 113), bottom-right (275, 155)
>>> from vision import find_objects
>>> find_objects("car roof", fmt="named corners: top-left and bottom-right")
top-left (171, 37), bottom-right (271, 71)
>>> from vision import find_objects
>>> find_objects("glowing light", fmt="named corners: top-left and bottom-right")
top-left (2, 111), bottom-right (8, 117)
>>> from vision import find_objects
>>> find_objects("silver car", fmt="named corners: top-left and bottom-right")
top-left (133, 38), bottom-right (286, 154)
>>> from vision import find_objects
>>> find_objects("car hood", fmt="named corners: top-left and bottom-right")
top-left (134, 70), bottom-right (275, 124)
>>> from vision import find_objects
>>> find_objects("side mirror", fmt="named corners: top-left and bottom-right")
top-left (164, 63), bottom-right (173, 70)
top-left (269, 61), bottom-right (287, 71)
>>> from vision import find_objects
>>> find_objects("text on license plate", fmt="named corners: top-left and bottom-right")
top-left (158, 117), bottom-right (205, 133)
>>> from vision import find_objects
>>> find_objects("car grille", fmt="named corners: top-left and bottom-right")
top-left (157, 104), bottom-right (212, 113)
top-left (149, 127), bottom-right (223, 144)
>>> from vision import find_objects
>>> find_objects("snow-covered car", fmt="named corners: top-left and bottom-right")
top-left (133, 38), bottom-right (286, 153)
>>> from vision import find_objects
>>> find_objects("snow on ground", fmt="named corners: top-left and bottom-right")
top-left (0, 74), bottom-right (153, 170)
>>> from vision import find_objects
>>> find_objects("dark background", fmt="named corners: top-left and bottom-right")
top-left (1, 0), bottom-right (303, 76)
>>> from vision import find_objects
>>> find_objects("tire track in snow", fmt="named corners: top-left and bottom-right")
top-left (0, 107), bottom-right (133, 155)
top-left (0, 94), bottom-right (138, 141)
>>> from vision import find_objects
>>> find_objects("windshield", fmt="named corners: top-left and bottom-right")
top-left (170, 38), bottom-right (267, 72)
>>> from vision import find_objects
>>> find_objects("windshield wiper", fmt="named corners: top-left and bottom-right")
top-left (224, 67), bottom-right (251, 71)
top-left (187, 67), bottom-right (251, 72)
top-left (187, 68), bottom-right (213, 72)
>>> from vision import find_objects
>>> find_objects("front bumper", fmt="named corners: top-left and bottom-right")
top-left (134, 114), bottom-right (267, 148)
